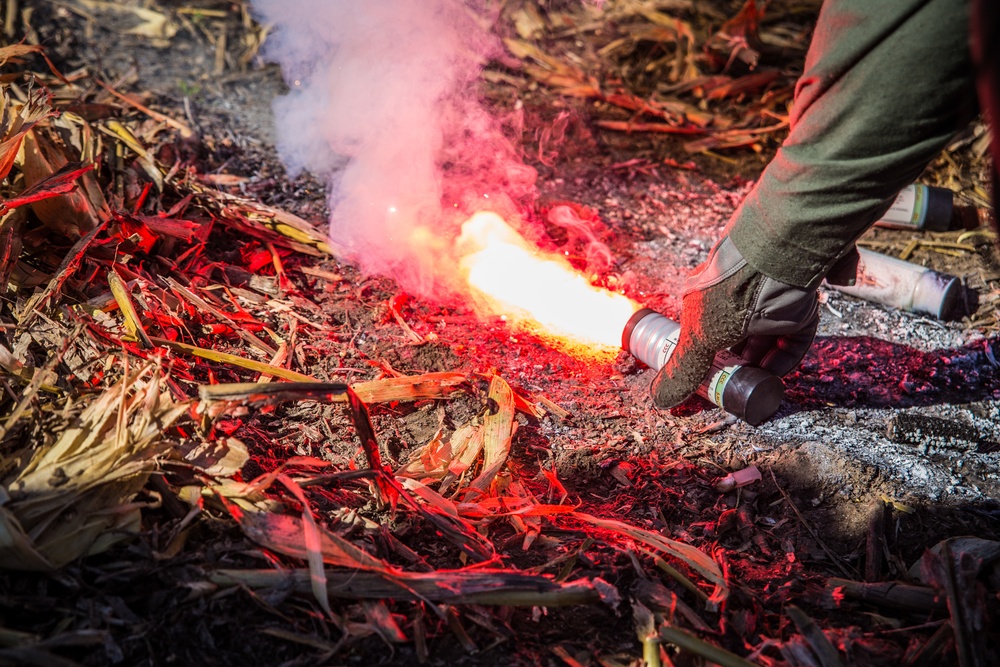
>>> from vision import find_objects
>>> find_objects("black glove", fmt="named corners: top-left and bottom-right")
top-left (651, 237), bottom-right (821, 409)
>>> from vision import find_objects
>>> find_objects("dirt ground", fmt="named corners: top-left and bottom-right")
top-left (3, 2), bottom-right (1000, 666)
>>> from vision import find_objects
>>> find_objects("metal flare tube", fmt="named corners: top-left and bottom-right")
top-left (622, 309), bottom-right (784, 426)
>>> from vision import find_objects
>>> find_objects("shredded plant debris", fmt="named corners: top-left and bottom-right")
top-left (0, 1), bottom-right (998, 666)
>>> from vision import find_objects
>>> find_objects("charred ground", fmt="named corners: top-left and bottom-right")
top-left (1, 1), bottom-right (999, 667)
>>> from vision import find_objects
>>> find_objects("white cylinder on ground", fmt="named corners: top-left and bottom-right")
top-left (829, 248), bottom-right (965, 320)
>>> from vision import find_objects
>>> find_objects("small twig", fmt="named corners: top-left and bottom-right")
top-left (387, 299), bottom-right (423, 344)
top-left (825, 579), bottom-right (945, 613)
top-left (865, 499), bottom-right (887, 582)
top-left (769, 469), bottom-right (856, 579)
top-left (94, 78), bottom-right (194, 138)
top-left (899, 238), bottom-right (920, 261)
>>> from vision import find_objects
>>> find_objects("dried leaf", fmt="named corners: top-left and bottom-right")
top-left (396, 426), bottom-right (452, 479)
top-left (636, 8), bottom-right (695, 37)
top-left (786, 605), bottom-right (845, 667)
top-left (468, 374), bottom-right (515, 495)
top-left (0, 44), bottom-right (44, 67)
top-left (0, 367), bottom-right (187, 570)
top-left (704, 70), bottom-right (780, 100)
top-left (0, 161), bottom-right (93, 214)
top-left (202, 188), bottom-right (332, 255)
top-left (345, 386), bottom-right (398, 506)
top-left (573, 512), bottom-right (728, 604)
top-left (504, 39), bottom-right (602, 97)
top-left (658, 626), bottom-right (757, 667)
top-left (180, 437), bottom-right (249, 477)
top-left (122, 7), bottom-right (178, 40)
top-left (107, 268), bottom-right (153, 349)
top-left (165, 278), bottom-right (275, 356)
top-left (224, 500), bottom-right (389, 572)
top-left (399, 477), bottom-right (460, 518)
top-left (20, 130), bottom-right (101, 235)
top-left (0, 508), bottom-right (54, 570)
top-left (0, 88), bottom-right (52, 181)
top-left (134, 214), bottom-right (207, 242)
top-left (152, 338), bottom-right (317, 382)
top-left (276, 474), bottom-right (333, 618)
top-left (100, 120), bottom-right (163, 190)
top-left (362, 600), bottom-right (407, 643)
top-left (0, 208), bottom-right (24, 293)
top-left (437, 424), bottom-right (484, 496)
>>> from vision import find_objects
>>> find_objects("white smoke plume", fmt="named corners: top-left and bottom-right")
top-left (251, 0), bottom-right (538, 298)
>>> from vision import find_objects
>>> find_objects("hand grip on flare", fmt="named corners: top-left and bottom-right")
top-left (622, 309), bottom-right (784, 426)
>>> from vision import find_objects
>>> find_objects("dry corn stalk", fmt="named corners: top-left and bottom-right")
top-left (0, 364), bottom-right (188, 570)
top-left (211, 567), bottom-right (616, 607)
top-left (195, 373), bottom-right (467, 411)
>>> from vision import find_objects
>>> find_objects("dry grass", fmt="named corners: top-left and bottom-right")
top-left (0, 2), bottom-right (997, 665)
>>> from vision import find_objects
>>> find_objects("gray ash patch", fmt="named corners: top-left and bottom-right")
top-left (551, 168), bottom-right (1000, 508)
top-left (742, 406), bottom-right (1000, 504)
top-left (817, 287), bottom-right (981, 351)
top-left (693, 302), bottom-right (1000, 506)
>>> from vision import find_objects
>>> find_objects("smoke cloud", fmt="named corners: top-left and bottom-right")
top-left (251, 0), bottom-right (538, 298)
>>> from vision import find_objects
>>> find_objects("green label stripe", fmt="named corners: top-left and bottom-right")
top-left (910, 184), bottom-right (925, 225)
top-left (712, 369), bottom-right (731, 406)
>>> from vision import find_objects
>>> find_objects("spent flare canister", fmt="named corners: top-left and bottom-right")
top-left (873, 184), bottom-right (954, 232)
top-left (829, 248), bottom-right (969, 320)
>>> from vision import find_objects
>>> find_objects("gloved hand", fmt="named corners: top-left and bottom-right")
top-left (651, 236), bottom-right (821, 409)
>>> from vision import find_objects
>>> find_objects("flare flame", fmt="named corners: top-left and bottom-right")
top-left (457, 212), bottom-right (639, 354)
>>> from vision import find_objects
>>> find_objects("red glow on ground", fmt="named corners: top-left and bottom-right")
top-left (456, 212), bottom-right (639, 355)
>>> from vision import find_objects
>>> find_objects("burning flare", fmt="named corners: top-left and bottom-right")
top-left (457, 212), bottom-right (639, 352)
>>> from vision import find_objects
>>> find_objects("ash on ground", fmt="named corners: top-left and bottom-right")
top-left (582, 168), bottom-right (1000, 513)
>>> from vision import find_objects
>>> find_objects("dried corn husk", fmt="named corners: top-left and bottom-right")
top-left (0, 365), bottom-right (187, 570)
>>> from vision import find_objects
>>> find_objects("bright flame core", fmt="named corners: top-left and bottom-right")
top-left (457, 212), bottom-right (639, 352)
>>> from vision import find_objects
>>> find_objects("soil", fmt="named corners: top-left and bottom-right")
top-left (3, 2), bottom-right (1000, 666)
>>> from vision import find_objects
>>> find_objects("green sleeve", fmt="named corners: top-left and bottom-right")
top-left (728, 0), bottom-right (977, 289)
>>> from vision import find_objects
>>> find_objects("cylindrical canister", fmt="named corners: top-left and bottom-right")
top-left (873, 184), bottom-right (954, 232)
top-left (829, 248), bottom-right (966, 320)
top-left (622, 309), bottom-right (784, 426)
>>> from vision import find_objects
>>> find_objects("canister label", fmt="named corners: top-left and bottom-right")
top-left (701, 349), bottom-right (741, 408)
top-left (878, 184), bottom-right (928, 229)
top-left (655, 330), bottom-right (741, 409)
top-left (654, 328), bottom-right (680, 369)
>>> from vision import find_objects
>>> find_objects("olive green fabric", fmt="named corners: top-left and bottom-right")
top-left (728, 0), bottom-right (978, 289)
